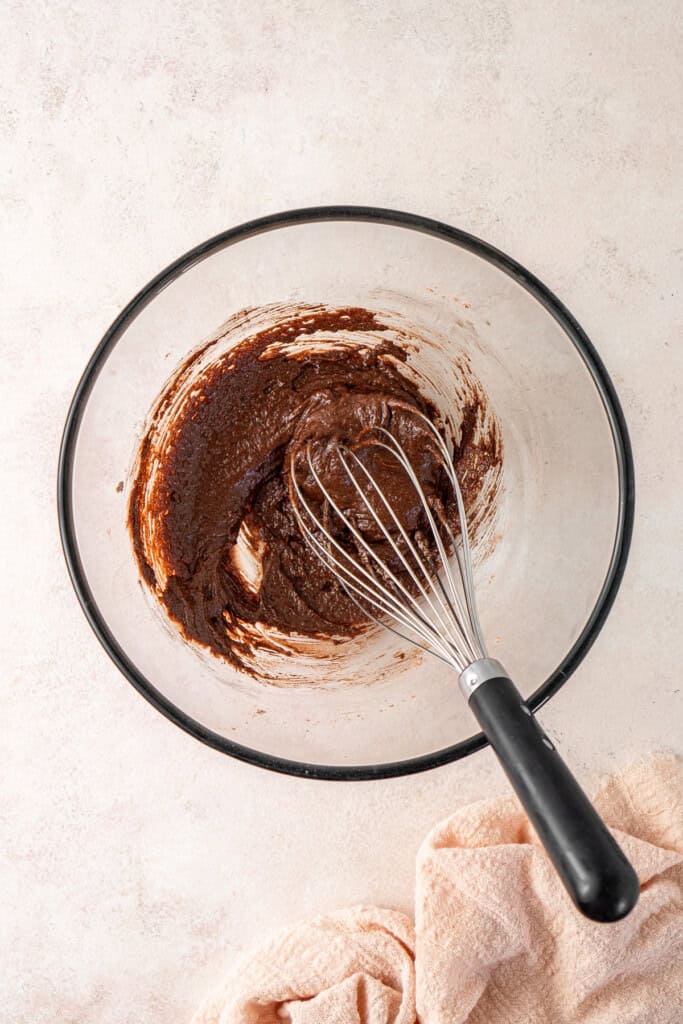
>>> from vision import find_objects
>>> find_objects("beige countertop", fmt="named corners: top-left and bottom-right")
top-left (2, 1), bottom-right (681, 1020)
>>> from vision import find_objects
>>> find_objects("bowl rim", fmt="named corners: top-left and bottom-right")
top-left (58, 205), bottom-right (635, 781)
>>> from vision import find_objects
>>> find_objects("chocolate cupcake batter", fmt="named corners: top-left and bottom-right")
top-left (129, 305), bottom-right (501, 674)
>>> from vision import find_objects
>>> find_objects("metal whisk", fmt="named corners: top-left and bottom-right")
top-left (290, 412), bottom-right (639, 923)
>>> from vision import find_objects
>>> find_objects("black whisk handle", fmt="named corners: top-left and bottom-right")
top-left (464, 667), bottom-right (639, 922)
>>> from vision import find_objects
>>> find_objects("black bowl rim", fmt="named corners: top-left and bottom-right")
top-left (57, 205), bottom-right (634, 781)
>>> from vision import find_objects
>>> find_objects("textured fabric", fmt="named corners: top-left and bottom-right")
top-left (415, 753), bottom-right (683, 1023)
top-left (194, 755), bottom-right (683, 1023)
top-left (192, 907), bottom-right (415, 1024)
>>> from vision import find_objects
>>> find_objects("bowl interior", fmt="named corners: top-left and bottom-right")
top-left (62, 213), bottom-right (628, 776)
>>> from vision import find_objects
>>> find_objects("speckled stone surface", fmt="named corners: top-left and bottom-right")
top-left (2, 2), bottom-right (681, 1020)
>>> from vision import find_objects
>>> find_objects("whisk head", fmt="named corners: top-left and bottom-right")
top-left (289, 410), bottom-right (488, 673)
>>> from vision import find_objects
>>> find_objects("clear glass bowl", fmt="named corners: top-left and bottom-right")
top-left (58, 208), bottom-right (634, 779)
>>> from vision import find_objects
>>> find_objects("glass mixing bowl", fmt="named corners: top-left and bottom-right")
top-left (58, 208), bottom-right (633, 779)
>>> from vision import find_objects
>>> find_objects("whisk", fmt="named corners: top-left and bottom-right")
top-left (290, 412), bottom-right (639, 922)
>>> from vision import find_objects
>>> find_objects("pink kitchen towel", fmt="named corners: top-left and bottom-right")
top-left (193, 754), bottom-right (683, 1023)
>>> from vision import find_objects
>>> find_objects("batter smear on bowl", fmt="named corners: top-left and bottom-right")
top-left (128, 304), bottom-right (502, 675)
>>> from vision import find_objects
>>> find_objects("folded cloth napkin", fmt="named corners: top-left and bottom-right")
top-left (194, 754), bottom-right (683, 1024)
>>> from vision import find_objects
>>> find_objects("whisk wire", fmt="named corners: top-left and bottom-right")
top-left (337, 440), bottom-right (479, 667)
top-left (289, 413), bottom-right (489, 673)
top-left (339, 587), bottom-right (461, 667)
top-left (335, 444), bottom-right (465, 654)
top-left (305, 453), bottom-right (435, 625)
top-left (290, 467), bottom-right (456, 662)
top-left (369, 430), bottom-right (482, 662)
top-left (295, 509), bottom-right (456, 664)
top-left (406, 412), bottom-right (488, 654)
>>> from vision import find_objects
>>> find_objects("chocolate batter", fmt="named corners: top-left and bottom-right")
top-left (129, 305), bottom-right (501, 673)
